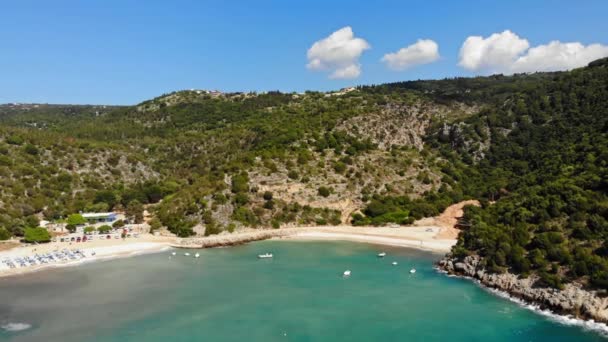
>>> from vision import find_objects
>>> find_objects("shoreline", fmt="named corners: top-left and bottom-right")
top-left (438, 254), bottom-right (608, 328)
top-left (0, 225), bottom-right (455, 278)
top-left (0, 238), bottom-right (175, 279)
top-left (173, 225), bottom-right (456, 253)
top-left (435, 267), bottom-right (608, 337)
top-left (278, 230), bottom-right (452, 254)
top-left (2, 225), bottom-right (607, 335)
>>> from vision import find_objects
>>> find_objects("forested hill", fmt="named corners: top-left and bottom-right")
top-left (433, 57), bottom-right (608, 290)
top-left (1, 58), bottom-right (607, 289)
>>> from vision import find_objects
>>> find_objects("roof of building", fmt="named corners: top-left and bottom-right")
top-left (81, 212), bottom-right (116, 218)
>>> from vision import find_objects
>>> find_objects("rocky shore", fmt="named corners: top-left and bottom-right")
top-left (438, 254), bottom-right (608, 324)
top-left (173, 229), bottom-right (295, 248)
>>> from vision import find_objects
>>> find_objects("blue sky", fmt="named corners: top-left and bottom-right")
top-left (1, 0), bottom-right (607, 105)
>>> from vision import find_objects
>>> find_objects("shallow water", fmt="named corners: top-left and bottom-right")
top-left (0, 241), bottom-right (605, 341)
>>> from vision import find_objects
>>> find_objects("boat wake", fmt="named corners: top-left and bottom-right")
top-left (1, 322), bottom-right (31, 332)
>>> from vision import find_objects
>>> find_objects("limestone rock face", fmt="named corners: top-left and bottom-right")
top-left (438, 254), bottom-right (608, 324)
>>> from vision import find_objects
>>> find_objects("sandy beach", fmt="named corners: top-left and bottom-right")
top-left (0, 201), bottom-right (474, 278)
top-left (0, 235), bottom-right (175, 278)
top-left (0, 225), bottom-right (455, 278)
top-left (282, 226), bottom-right (456, 252)
top-left (173, 224), bottom-right (457, 253)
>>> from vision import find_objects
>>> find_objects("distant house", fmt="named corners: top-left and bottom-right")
top-left (82, 212), bottom-right (117, 223)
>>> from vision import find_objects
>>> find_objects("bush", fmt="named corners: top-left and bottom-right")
top-left (233, 193), bottom-right (250, 206)
top-left (24, 144), bottom-right (39, 155)
top-left (204, 222), bottom-right (222, 236)
top-left (231, 173), bottom-right (249, 193)
top-left (213, 193), bottom-right (228, 205)
top-left (112, 220), bottom-right (125, 228)
top-left (84, 226), bottom-right (95, 234)
top-left (6, 135), bottom-right (24, 145)
top-left (23, 227), bottom-right (51, 243)
top-left (65, 224), bottom-right (77, 233)
top-left (98, 225), bottom-right (112, 233)
top-left (67, 214), bottom-right (86, 226)
top-left (232, 207), bottom-right (258, 226)
top-left (318, 186), bottom-right (331, 197)
top-left (149, 218), bottom-right (162, 232)
top-left (333, 162), bottom-right (346, 173)
top-left (287, 170), bottom-right (299, 180)
top-left (263, 191), bottom-right (273, 201)
top-left (263, 200), bottom-right (275, 210)
top-left (0, 227), bottom-right (10, 240)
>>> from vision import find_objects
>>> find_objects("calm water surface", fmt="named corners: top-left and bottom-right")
top-left (0, 241), bottom-right (606, 341)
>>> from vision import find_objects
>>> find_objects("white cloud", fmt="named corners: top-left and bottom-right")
top-left (511, 41), bottom-right (608, 73)
top-left (382, 39), bottom-right (440, 70)
top-left (458, 30), bottom-right (529, 73)
top-left (459, 30), bottom-right (608, 74)
top-left (306, 26), bottom-right (370, 79)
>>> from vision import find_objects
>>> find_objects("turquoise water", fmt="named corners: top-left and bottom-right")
top-left (0, 241), bottom-right (606, 341)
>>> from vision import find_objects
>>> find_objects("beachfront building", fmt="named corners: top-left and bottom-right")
top-left (82, 212), bottom-right (117, 224)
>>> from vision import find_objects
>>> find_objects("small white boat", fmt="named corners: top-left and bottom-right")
top-left (410, 268), bottom-right (416, 274)
top-left (194, 253), bottom-right (200, 258)
top-left (377, 252), bottom-right (387, 257)
top-left (184, 252), bottom-right (190, 256)
top-left (343, 270), bottom-right (351, 277)
top-left (392, 261), bottom-right (398, 266)
top-left (258, 253), bottom-right (273, 259)
top-left (171, 252), bottom-right (177, 256)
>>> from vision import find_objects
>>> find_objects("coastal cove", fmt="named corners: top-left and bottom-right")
top-left (0, 225), bottom-right (455, 279)
top-left (1, 240), bottom-right (607, 341)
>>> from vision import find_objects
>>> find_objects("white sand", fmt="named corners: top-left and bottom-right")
top-left (0, 236), bottom-right (174, 278)
top-left (278, 225), bottom-right (456, 253)
top-left (0, 225), bottom-right (457, 278)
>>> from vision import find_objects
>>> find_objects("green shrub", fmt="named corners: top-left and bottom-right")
top-left (318, 186), bottom-right (331, 197)
top-left (67, 214), bottom-right (86, 226)
top-left (23, 227), bottom-right (51, 243)
top-left (287, 170), bottom-right (299, 180)
top-left (0, 227), bottom-right (11, 240)
top-left (98, 225), bottom-right (112, 233)
top-left (263, 191), bottom-right (273, 201)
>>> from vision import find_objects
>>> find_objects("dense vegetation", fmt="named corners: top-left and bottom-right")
top-left (354, 58), bottom-right (608, 290)
top-left (1, 58), bottom-right (607, 291)
top-left (428, 58), bottom-right (608, 290)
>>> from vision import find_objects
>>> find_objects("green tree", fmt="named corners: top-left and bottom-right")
top-left (98, 225), bottom-right (112, 233)
top-left (23, 227), bottom-right (51, 243)
top-left (0, 227), bottom-right (10, 240)
top-left (149, 218), bottom-right (162, 232)
top-left (126, 200), bottom-right (144, 223)
top-left (67, 214), bottom-right (86, 226)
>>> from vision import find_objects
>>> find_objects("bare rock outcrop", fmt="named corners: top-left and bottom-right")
top-left (438, 255), bottom-right (608, 324)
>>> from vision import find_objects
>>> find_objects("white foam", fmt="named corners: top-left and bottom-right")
top-left (482, 286), bottom-right (608, 337)
top-left (434, 267), bottom-right (608, 337)
top-left (1, 322), bottom-right (31, 332)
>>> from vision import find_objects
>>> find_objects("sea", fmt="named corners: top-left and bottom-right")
top-left (0, 240), bottom-right (606, 341)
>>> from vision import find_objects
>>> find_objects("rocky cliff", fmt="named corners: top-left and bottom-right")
top-left (438, 254), bottom-right (608, 324)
